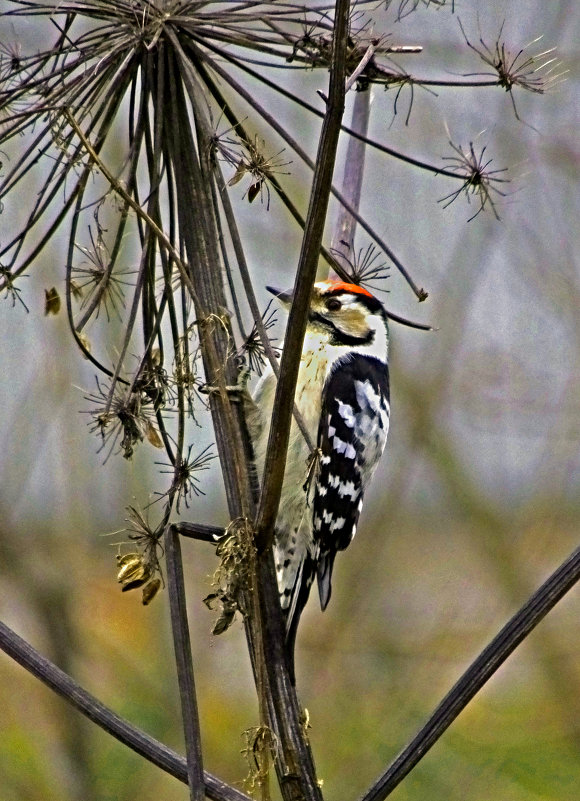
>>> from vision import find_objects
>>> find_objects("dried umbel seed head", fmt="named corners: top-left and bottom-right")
top-left (117, 553), bottom-right (152, 591)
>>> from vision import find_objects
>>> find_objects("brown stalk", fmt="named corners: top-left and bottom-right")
top-left (254, 0), bottom-right (352, 551)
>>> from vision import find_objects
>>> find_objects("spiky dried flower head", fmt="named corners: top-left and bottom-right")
top-left (438, 140), bottom-right (509, 222)
top-left (332, 242), bottom-right (390, 292)
top-left (84, 377), bottom-right (164, 460)
top-left (459, 19), bottom-right (566, 123)
top-left (239, 301), bottom-right (278, 376)
top-left (72, 225), bottom-right (134, 324)
top-left (115, 506), bottom-right (164, 604)
top-left (155, 443), bottom-right (216, 513)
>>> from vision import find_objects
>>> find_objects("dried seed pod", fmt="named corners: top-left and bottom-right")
top-left (142, 578), bottom-right (162, 606)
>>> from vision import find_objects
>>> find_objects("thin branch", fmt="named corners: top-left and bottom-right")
top-left (345, 43), bottom-right (377, 93)
top-left (63, 109), bottom-right (203, 310)
top-left (0, 621), bottom-right (251, 801)
top-left (173, 521), bottom-right (225, 543)
top-left (197, 50), bottom-right (426, 300)
top-left (330, 88), bottom-right (371, 270)
top-left (254, 0), bottom-right (351, 552)
top-left (165, 525), bottom-right (205, 801)
top-left (212, 145), bottom-right (315, 451)
top-left (360, 544), bottom-right (580, 801)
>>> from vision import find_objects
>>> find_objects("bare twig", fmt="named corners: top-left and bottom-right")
top-left (360, 544), bottom-right (580, 801)
top-left (212, 158), bottom-right (315, 450)
top-left (173, 522), bottom-right (225, 543)
top-left (0, 621), bottom-right (251, 801)
top-left (345, 43), bottom-right (377, 93)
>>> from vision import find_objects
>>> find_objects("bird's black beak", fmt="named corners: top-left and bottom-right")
top-left (266, 285), bottom-right (293, 305)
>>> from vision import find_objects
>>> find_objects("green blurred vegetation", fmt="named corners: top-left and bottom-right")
top-left (0, 1), bottom-right (579, 800)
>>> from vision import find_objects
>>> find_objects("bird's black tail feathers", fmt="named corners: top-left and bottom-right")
top-left (316, 550), bottom-right (337, 611)
top-left (283, 553), bottom-right (316, 684)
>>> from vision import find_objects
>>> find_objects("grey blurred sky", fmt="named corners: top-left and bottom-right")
top-left (0, 0), bottom-right (578, 527)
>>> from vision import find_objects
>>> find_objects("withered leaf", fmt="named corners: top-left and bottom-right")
top-left (44, 287), bottom-right (61, 315)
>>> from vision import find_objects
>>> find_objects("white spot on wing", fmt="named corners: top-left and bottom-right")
top-left (357, 414), bottom-right (375, 437)
top-left (355, 379), bottom-right (381, 414)
top-left (337, 400), bottom-right (355, 427)
top-left (337, 479), bottom-right (358, 499)
top-left (332, 436), bottom-right (356, 459)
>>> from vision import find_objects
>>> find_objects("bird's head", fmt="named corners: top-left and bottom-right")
top-left (267, 280), bottom-right (388, 349)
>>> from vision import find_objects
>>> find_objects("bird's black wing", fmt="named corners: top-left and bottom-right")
top-left (313, 354), bottom-right (390, 609)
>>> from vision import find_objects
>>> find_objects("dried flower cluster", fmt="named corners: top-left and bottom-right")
top-left (0, 1), bottom-right (558, 597)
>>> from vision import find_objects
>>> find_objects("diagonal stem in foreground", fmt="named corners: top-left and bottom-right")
top-left (360, 545), bottom-right (580, 801)
top-left (0, 620), bottom-right (250, 801)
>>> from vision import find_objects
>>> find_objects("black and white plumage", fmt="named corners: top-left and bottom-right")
top-left (249, 280), bottom-right (390, 671)
top-left (314, 353), bottom-right (390, 610)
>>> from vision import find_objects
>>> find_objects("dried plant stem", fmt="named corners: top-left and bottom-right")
top-left (173, 522), bottom-right (225, 542)
top-left (165, 526), bottom-right (205, 801)
top-left (255, 0), bottom-right (351, 551)
top-left (163, 38), bottom-right (320, 801)
top-left (212, 160), bottom-right (315, 452)
top-left (345, 44), bottom-right (377, 93)
top-left (360, 544), bottom-right (580, 801)
top-left (0, 621), bottom-right (250, 801)
top-left (330, 89), bottom-right (372, 271)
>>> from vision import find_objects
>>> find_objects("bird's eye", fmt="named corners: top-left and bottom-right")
top-left (325, 297), bottom-right (342, 312)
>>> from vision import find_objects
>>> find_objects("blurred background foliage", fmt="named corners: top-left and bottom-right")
top-left (0, 1), bottom-right (578, 799)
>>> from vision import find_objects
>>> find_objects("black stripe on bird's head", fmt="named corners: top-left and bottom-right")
top-left (267, 281), bottom-right (387, 348)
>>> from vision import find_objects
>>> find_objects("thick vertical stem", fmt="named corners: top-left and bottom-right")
top-left (163, 34), bottom-right (322, 800)
top-left (165, 526), bottom-right (205, 801)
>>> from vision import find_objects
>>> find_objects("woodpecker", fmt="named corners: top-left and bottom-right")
top-left (249, 280), bottom-right (390, 671)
